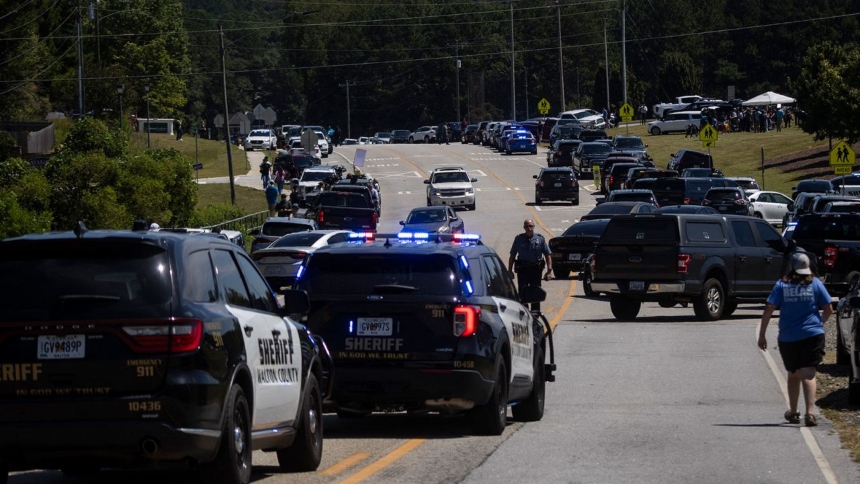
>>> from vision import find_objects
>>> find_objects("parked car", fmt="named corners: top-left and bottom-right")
top-left (748, 190), bottom-right (792, 225)
top-left (603, 162), bottom-right (644, 195)
top-left (680, 168), bottom-right (724, 178)
top-left (549, 124), bottom-right (582, 145)
top-left (250, 217), bottom-right (319, 253)
top-left (701, 187), bottom-right (753, 216)
top-left (558, 109), bottom-right (606, 129)
top-left (399, 206), bottom-right (465, 234)
top-left (425, 166), bottom-right (478, 210)
top-left (782, 191), bottom-right (821, 227)
top-left (390, 129), bottom-right (411, 144)
top-left (409, 126), bottom-right (437, 144)
top-left (253, 230), bottom-right (352, 291)
top-left (547, 139), bottom-right (582, 167)
top-left (667, 148), bottom-right (714, 172)
top-left (654, 204), bottom-right (720, 215)
top-left (462, 124), bottom-right (479, 144)
top-left (243, 129), bottom-right (278, 151)
top-left (836, 289), bottom-right (860, 403)
top-left (534, 167), bottom-right (579, 205)
top-left (580, 201), bottom-right (658, 221)
top-left (548, 218), bottom-right (611, 279)
top-left (373, 132), bottom-right (391, 144)
top-left (603, 189), bottom-right (659, 206)
top-left (792, 178), bottom-right (836, 200)
top-left (573, 141), bottom-right (612, 175)
top-left (647, 110), bottom-right (701, 135)
top-left (727, 176), bottom-right (761, 195)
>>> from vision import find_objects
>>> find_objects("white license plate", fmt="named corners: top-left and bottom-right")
top-left (38, 335), bottom-right (85, 360)
top-left (553, 182), bottom-right (562, 187)
top-left (568, 254), bottom-right (581, 261)
top-left (719, 206), bottom-right (727, 211)
top-left (357, 318), bottom-right (393, 336)
top-left (263, 265), bottom-right (284, 275)
top-left (629, 281), bottom-right (645, 291)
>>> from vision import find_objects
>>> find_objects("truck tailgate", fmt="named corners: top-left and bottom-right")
top-left (594, 243), bottom-right (680, 280)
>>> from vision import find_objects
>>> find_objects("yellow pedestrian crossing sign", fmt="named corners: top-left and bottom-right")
top-left (699, 123), bottom-right (718, 144)
top-left (537, 98), bottom-right (551, 115)
top-left (830, 141), bottom-right (856, 166)
top-left (619, 103), bottom-right (634, 122)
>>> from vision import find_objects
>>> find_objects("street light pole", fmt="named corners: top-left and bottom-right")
top-left (339, 80), bottom-right (356, 139)
top-left (510, 0), bottom-right (516, 121)
top-left (448, 41), bottom-right (467, 123)
top-left (144, 83), bottom-right (151, 149)
top-left (556, 1), bottom-right (565, 111)
top-left (117, 83), bottom-right (124, 131)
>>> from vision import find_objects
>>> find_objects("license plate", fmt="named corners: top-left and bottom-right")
top-left (568, 254), bottom-right (581, 261)
top-left (553, 182), bottom-right (562, 187)
top-left (357, 318), bottom-right (393, 336)
top-left (38, 335), bottom-right (85, 360)
top-left (629, 281), bottom-right (645, 291)
top-left (719, 206), bottom-right (727, 211)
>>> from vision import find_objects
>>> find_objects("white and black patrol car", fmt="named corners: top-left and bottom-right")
top-left (0, 224), bottom-right (334, 484)
top-left (294, 232), bottom-right (556, 435)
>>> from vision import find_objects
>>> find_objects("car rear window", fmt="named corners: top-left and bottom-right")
top-left (707, 189), bottom-right (741, 200)
top-left (581, 144), bottom-right (611, 154)
top-left (262, 222), bottom-right (313, 237)
top-left (300, 254), bottom-right (460, 295)
top-left (601, 218), bottom-right (679, 243)
top-left (541, 171), bottom-right (575, 182)
top-left (0, 243), bottom-right (172, 322)
top-left (685, 221), bottom-right (728, 242)
top-left (272, 232), bottom-right (326, 247)
top-left (794, 216), bottom-right (860, 240)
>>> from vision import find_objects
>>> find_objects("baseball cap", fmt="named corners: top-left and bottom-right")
top-left (791, 252), bottom-right (812, 275)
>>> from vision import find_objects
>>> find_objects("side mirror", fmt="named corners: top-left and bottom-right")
top-left (399, 220), bottom-right (405, 226)
top-left (471, 177), bottom-right (478, 183)
top-left (519, 285), bottom-right (547, 305)
top-left (424, 179), bottom-right (431, 184)
top-left (533, 175), bottom-right (538, 179)
top-left (280, 289), bottom-right (310, 316)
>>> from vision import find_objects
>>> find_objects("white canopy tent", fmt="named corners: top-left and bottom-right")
top-left (742, 91), bottom-right (796, 106)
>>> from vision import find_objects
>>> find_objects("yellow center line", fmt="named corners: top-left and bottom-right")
top-left (547, 280), bottom-right (577, 331)
top-left (320, 452), bottom-right (372, 476)
top-left (336, 439), bottom-right (426, 484)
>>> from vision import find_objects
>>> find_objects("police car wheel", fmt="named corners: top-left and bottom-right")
top-left (277, 374), bottom-right (323, 472)
top-left (201, 384), bottom-right (252, 484)
top-left (511, 347), bottom-right (545, 422)
top-left (470, 358), bottom-right (508, 436)
top-left (582, 271), bottom-right (597, 297)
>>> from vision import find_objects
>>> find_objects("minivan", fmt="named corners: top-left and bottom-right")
top-left (647, 110), bottom-right (700, 135)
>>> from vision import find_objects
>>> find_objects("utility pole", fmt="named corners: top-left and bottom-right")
top-left (219, 24), bottom-right (236, 205)
top-left (339, 80), bottom-right (356, 139)
top-left (604, 21), bottom-right (610, 114)
top-left (509, 0), bottom-right (516, 121)
top-left (448, 41), bottom-right (467, 123)
top-left (76, 3), bottom-right (84, 117)
top-left (556, 1), bottom-right (565, 111)
top-left (621, 0), bottom-right (627, 104)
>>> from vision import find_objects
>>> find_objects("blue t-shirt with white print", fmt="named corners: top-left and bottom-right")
top-left (766, 278), bottom-right (830, 342)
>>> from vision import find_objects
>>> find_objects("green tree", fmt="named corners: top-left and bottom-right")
top-left (0, 158), bottom-right (53, 238)
top-left (791, 42), bottom-right (860, 143)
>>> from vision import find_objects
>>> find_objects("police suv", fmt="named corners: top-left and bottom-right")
top-left (0, 225), bottom-right (333, 484)
top-left (294, 232), bottom-right (556, 435)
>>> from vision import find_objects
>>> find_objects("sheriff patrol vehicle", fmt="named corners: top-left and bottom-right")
top-left (0, 225), bottom-right (333, 484)
top-left (294, 232), bottom-right (555, 435)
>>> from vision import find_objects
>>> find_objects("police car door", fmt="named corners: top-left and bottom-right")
top-left (213, 249), bottom-right (302, 428)
top-left (480, 255), bottom-right (533, 383)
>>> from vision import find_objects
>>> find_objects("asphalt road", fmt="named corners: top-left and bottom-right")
top-left (11, 142), bottom-right (860, 484)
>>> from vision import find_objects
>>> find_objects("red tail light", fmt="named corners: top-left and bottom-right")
top-left (453, 305), bottom-right (481, 337)
top-left (538, 180), bottom-right (544, 188)
top-left (572, 180), bottom-right (579, 188)
top-left (824, 246), bottom-right (837, 268)
top-left (372, 212), bottom-right (378, 226)
top-left (734, 199), bottom-right (746, 205)
top-left (122, 319), bottom-right (203, 353)
top-left (318, 209), bottom-right (324, 223)
top-left (608, 175), bottom-right (615, 186)
top-left (677, 254), bottom-right (691, 274)
top-left (683, 197), bottom-right (691, 204)
top-left (590, 254), bottom-right (597, 273)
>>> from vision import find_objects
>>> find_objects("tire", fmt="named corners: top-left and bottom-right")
top-left (723, 300), bottom-right (738, 317)
top-left (650, 127), bottom-right (661, 135)
top-left (277, 374), bottom-right (323, 472)
top-left (572, 198), bottom-right (579, 206)
top-left (553, 267), bottom-right (569, 279)
top-left (693, 278), bottom-right (725, 321)
top-left (531, 150), bottom-right (537, 155)
top-left (582, 270), bottom-right (597, 297)
top-left (658, 300), bottom-right (676, 308)
top-left (535, 195), bottom-right (541, 205)
top-left (201, 385), bottom-right (252, 484)
top-left (754, 212), bottom-right (763, 219)
top-left (470, 358), bottom-right (508, 435)
top-left (427, 197), bottom-right (432, 207)
top-left (511, 347), bottom-right (545, 422)
top-left (609, 295), bottom-right (640, 321)
top-left (468, 201), bottom-right (476, 211)
top-left (408, 137), bottom-right (414, 144)
top-left (836, 323), bottom-right (851, 365)
top-left (424, 136), bottom-right (430, 143)
top-left (506, 149), bottom-right (511, 155)
top-left (850, 379), bottom-right (860, 405)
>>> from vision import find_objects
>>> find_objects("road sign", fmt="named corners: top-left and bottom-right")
top-left (834, 165), bottom-right (853, 175)
top-left (698, 123), bottom-right (718, 143)
top-left (830, 140), bottom-right (856, 166)
top-left (537, 98), bottom-right (551, 115)
top-left (301, 129), bottom-right (319, 150)
top-left (619, 103), bottom-right (634, 122)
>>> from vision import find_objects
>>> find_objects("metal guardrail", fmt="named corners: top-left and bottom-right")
top-left (205, 210), bottom-right (268, 233)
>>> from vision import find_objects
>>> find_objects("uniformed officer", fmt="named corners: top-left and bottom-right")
top-left (508, 219), bottom-right (552, 310)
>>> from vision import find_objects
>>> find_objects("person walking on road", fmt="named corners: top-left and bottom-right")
top-left (259, 156), bottom-right (272, 189)
top-left (758, 252), bottom-right (832, 427)
top-left (265, 181), bottom-right (280, 217)
top-left (508, 219), bottom-right (552, 311)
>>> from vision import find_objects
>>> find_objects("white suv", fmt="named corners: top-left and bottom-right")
top-left (424, 166), bottom-right (477, 210)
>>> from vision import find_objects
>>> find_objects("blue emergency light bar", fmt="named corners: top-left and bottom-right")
top-left (398, 232), bottom-right (430, 240)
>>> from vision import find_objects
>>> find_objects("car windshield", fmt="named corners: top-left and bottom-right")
top-left (582, 144), bottom-right (612, 154)
top-left (407, 210), bottom-right (446, 224)
top-left (561, 221), bottom-right (608, 237)
top-left (615, 138), bottom-right (645, 149)
top-left (271, 232), bottom-right (326, 248)
top-left (262, 222), bottom-right (313, 237)
top-left (301, 171), bottom-right (333, 182)
top-left (541, 171), bottom-right (574, 182)
top-left (611, 193), bottom-right (653, 203)
top-left (708, 190), bottom-right (741, 201)
top-left (393, 130), bottom-right (410, 136)
top-left (574, 111), bottom-right (595, 120)
top-left (249, 130), bottom-right (270, 137)
top-left (376, 133), bottom-right (390, 138)
top-left (433, 172), bottom-right (470, 183)
top-left (589, 204), bottom-right (642, 215)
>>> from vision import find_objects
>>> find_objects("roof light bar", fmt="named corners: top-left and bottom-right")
top-left (398, 232), bottom-right (430, 240)
top-left (453, 233), bottom-right (481, 241)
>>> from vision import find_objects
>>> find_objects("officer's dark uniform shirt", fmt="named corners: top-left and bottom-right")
top-left (510, 233), bottom-right (551, 265)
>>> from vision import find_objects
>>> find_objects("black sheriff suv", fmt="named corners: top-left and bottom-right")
top-left (0, 225), bottom-right (333, 484)
top-left (294, 232), bottom-right (556, 435)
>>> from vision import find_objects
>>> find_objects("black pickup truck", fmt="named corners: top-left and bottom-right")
top-left (304, 191), bottom-right (378, 232)
top-left (590, 213), bottom-right (799, 321)
top-left (791, 212), bottom-right (860, 296)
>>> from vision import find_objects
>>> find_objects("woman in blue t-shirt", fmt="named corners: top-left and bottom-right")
top-left (758, 252), bottom-right (832, 427)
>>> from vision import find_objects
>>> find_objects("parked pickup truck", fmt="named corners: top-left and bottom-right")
top-left (652, 95), bottom-right (702, 119)
top-left (791, 212), bottom-right (860, 296)
top-left (304, 191), bottom-right (378, 232)
top-left (590, 213), bottom-right (801, 321)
